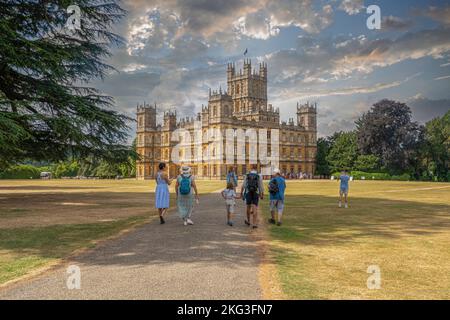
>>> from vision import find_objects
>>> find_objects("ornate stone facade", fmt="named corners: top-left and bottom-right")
top-left (136, 60), bottom-right (317, 179)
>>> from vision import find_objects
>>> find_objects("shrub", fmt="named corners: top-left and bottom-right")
top-left (0, 165), bottom-right (41, 179)
top-left (391, 173), bottom-right (410, 181)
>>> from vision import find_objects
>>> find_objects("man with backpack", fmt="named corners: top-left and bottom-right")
top-left (240, 164), bottom-right (264, 229)
top-left (268, 168), bottom-right (286, 226)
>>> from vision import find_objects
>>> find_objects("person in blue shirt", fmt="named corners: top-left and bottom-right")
top-left (339, 169), bottom-right (350, 208)
top-left (268, 168), bottom-right (286, 226)
top-left (226, 166), bottom-right (238, 191)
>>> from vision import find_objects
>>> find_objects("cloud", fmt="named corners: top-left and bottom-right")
top-left (338, 0), bottom-right (364, 15)
top-left (331, 28), bottom-right (450, 77)
top-left (434, 75), bottom-right (450, 80)
top-left (263, 25), bottom-right (450, 87)
top-left (381, 15), bottom-right (414, 31)
top-left (406, 95), bottom-right (450, 122)
top-left (418, 5), bottom-right (450, 25)
top-left (273, 73), bottom-right (421, 103)
top-left (123, 0), bottom-right (335, 48)
top-left (233, 9), bottom-right (280, 40)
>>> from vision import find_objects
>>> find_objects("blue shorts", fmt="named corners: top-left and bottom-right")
top-left (340, 187), bottom-right (348, 194)
top-left (245, 192), bottom-right (259, 206)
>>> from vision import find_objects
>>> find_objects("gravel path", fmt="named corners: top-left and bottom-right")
top-left (0, 191), bottom-right (263, 299)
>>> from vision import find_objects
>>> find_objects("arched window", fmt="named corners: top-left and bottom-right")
top-left (236, 84), bottom-right (240, 94)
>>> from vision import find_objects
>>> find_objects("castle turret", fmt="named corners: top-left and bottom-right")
top-left (243, 59), bottom-right (251, 76)
top-left (137, 102), bottom-right (157, 133)
top-left (163, 110), bottom-right (177, 131)
top-left (297, 102), bottom-right (317, 131)
top-left (259, 61), bottom-right (267, 79)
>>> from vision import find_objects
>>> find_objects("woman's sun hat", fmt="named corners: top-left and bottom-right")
top-left (181, 166), bottom-right (191, 175)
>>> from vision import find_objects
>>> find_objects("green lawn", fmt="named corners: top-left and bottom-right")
top-left (1, 179), bottom-right (449, 299)
top-left (264, 180), bottom-right (450, 299)
top-left (0, 216), bottom-right (147, 284)
top-left (0, 179), bottom-right (224, 286)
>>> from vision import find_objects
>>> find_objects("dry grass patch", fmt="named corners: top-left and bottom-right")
top-left (265, 180), bottom-right (450, 299)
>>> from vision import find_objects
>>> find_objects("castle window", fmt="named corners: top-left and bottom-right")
top-left (236, 84), bottom-right (240, 94)
top-left (139, 117), bottom-right (143, 127)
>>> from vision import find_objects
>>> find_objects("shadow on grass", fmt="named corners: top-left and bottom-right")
top-left (2, 193), bottom-right (448, 273)
top-left (0, 192), bottom-right (262, 270)
top-left (267, 195), bottom-right (450, 246)
top-left (0, 186), bottom-right (104, 191)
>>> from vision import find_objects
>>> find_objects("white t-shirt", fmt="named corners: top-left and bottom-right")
top-left (223, 189), bottom-right (237, 205)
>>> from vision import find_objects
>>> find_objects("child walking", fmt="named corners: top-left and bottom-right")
top-left (221, 182), bottom-right (241, 226)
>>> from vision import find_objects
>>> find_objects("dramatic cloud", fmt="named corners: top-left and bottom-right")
top-left (338, 0), bottom-right (364, 15)
top-left (91, 1), bottom-right (450, 138)
top-left (331, 28), bottom-right (450, 77)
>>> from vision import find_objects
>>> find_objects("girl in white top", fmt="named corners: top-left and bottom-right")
top-left (221, 181), bottom-right (241, 226)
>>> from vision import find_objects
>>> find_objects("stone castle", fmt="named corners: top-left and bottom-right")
top-left (136, 60), bottom-right (317, 179)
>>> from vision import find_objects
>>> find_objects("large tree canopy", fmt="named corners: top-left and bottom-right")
top-left (0, 0), bottom-right (130, 169)
top-left (326, 131), bottom-right (358, 172)
top-left (355, 99), bottom-right (424, 174)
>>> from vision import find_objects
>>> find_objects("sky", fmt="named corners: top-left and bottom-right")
top-left (91, 0), bottom-right (450, 139)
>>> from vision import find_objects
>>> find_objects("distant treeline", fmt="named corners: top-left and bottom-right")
top-left (0, 140), bottom-right (137, 179)
top-left (316, 99), bottom-right (449, 182)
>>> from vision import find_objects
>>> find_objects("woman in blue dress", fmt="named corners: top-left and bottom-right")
top-left (155, 162), bottom-right (171, 224)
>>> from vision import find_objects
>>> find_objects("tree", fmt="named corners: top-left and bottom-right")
top-left (326, 131), bottom-right (358, 172)
top-left (354, 154), bottom-right (380, 172)
top-left (315, 137), bottom-right (331, 175)
top-left (423, 111), bottom-right (449, 181)
top-left (0, 0), bottom-right (130, 170)
top-left (356, 99), bottom-right (425, 174)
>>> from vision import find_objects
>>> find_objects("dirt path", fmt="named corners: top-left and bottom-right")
top-left (0, 192), bottom-right (263, 299)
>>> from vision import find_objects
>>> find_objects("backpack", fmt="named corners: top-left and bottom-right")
top-left (227, 172), bottom-right (237, 186)
top-left (268, 178), bottom-right (279, 195)
top-left (179, 175), bottom-right (191, 195)
top-left (246, 173), bottom-right (259, 193)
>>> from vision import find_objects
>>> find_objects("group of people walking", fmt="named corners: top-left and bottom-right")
top-left (155, 163), bottom-right (351, 227)
top-left (154, 163), bottom-right (286, 228)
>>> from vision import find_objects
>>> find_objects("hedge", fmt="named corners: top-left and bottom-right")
top-left (331, 171), bottom-right (410, 181)
top-left (0, 165), bottom-right (42, 179)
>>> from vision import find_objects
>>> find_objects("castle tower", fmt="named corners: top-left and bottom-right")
top-left (163, 110), bottom-right (177, 131)
top-left (227, 59), bottom-right (267, 119)
top-left (137, 103), bottom-right (157, 132)
top-left (136, 103), bottom-right (158, 180)
top-left (297, 102), bottom-right (317, 131)
top-left (208, 88), bottom-right (233, 123)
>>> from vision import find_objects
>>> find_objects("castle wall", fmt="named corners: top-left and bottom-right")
top-left (136, 61), bottom-right (317, 180)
